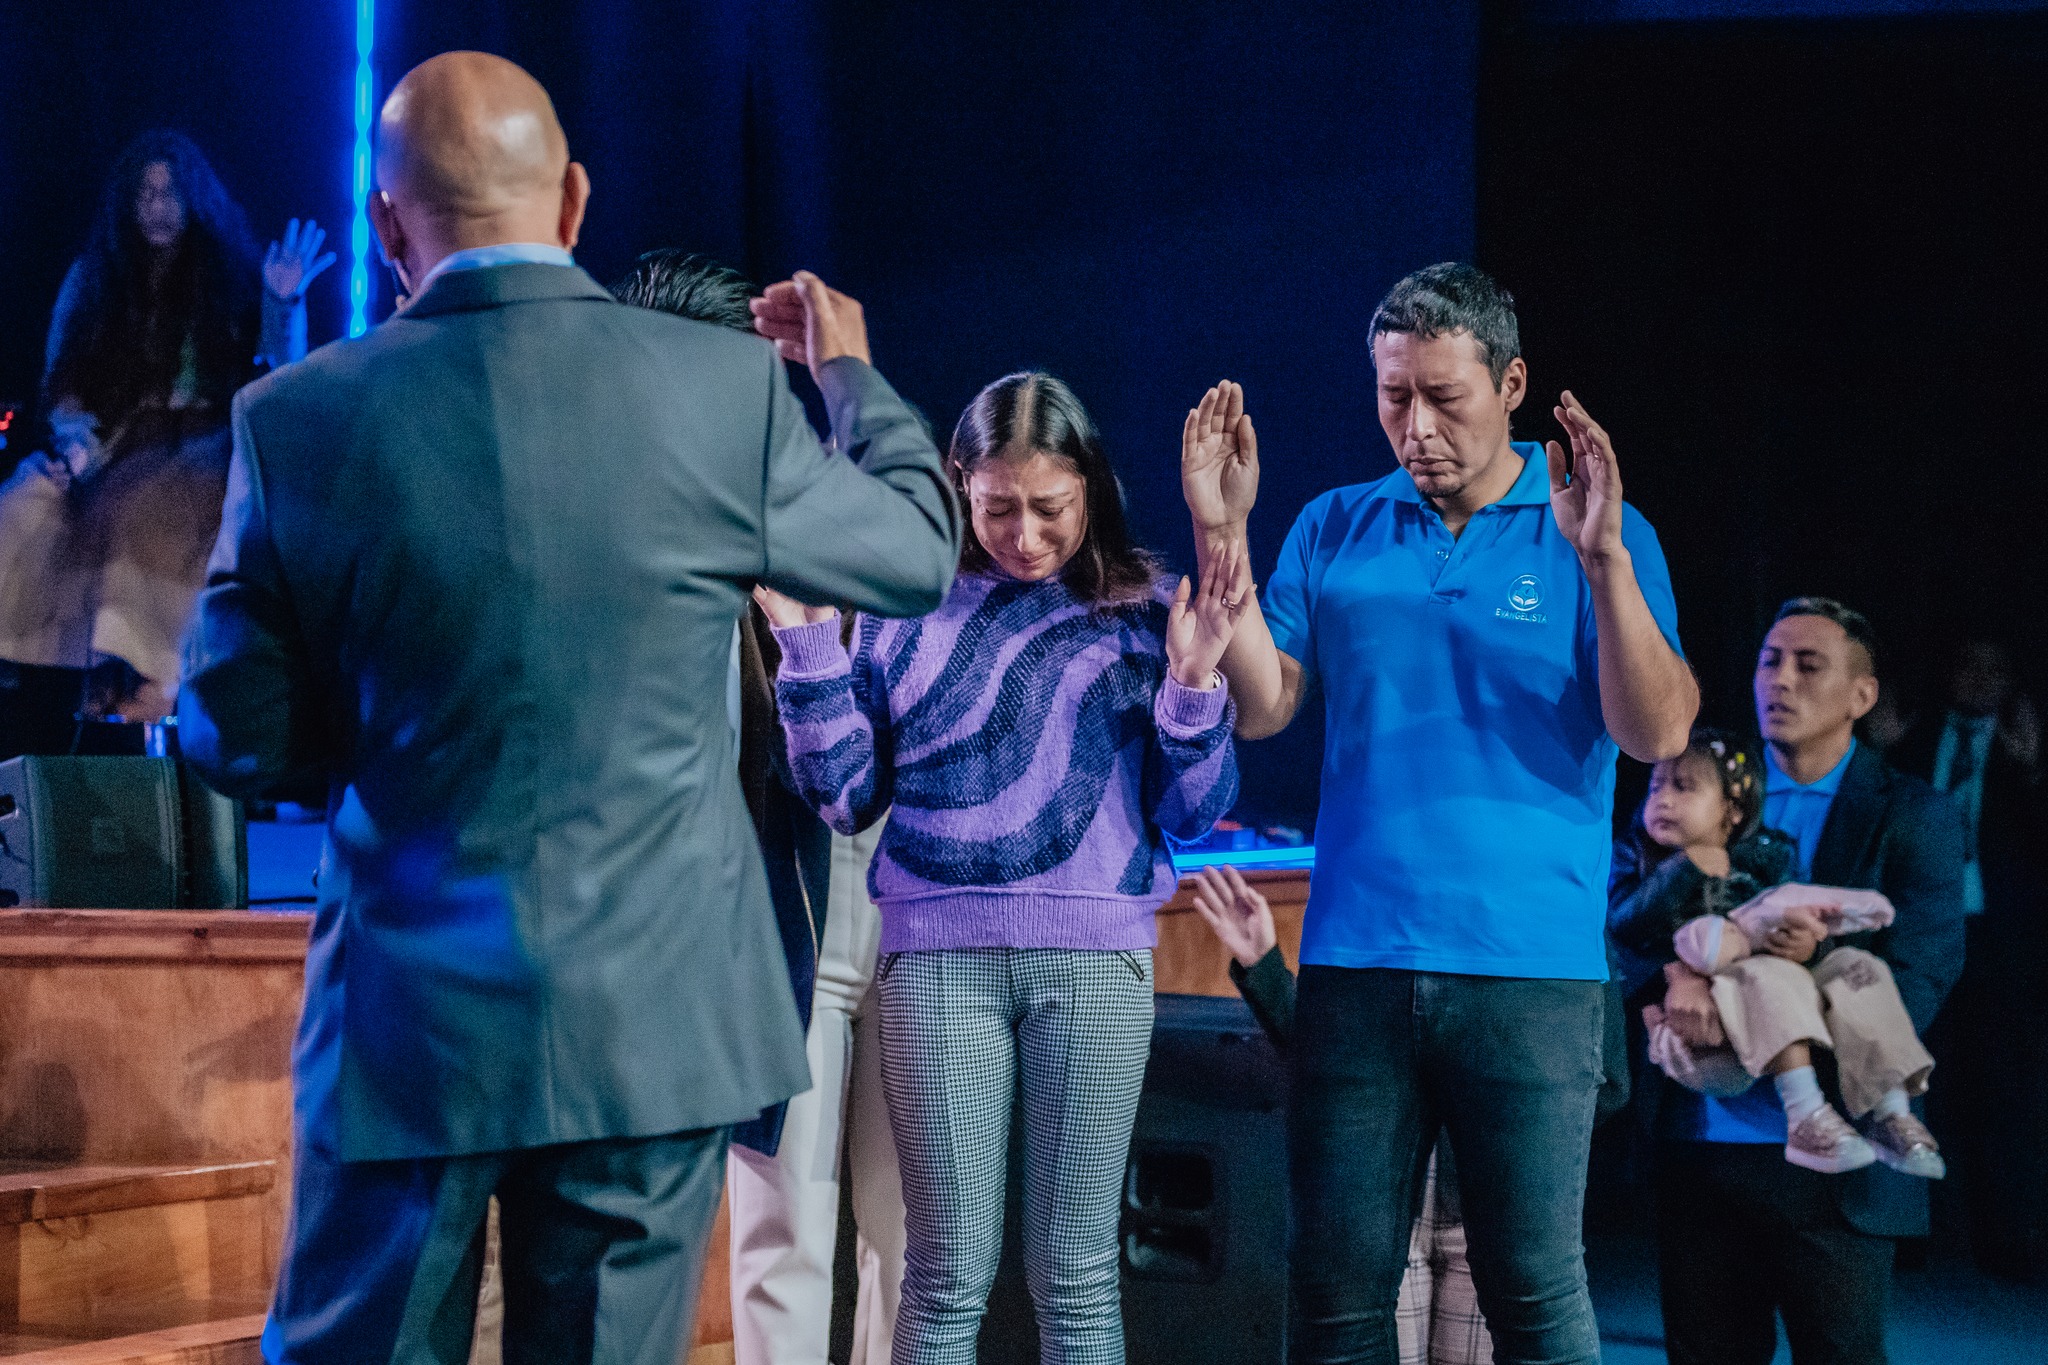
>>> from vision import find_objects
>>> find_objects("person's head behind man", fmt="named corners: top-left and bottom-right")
top-left (1756, 596), bottom-right (1881, 769)
top-left (369, 51), bottom-right (590, 297)
top-left (611, 250), bottom-right (755, 332)
top-left (1942, 637), bottom-right (2017, 719)
top-left (1367, 263), bottom-right (1529, 510)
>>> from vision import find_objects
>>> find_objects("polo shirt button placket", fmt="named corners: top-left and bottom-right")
top-left (1427, 522), bottom-right (1460, 602)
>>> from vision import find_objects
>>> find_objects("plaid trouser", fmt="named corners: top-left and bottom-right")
top-left (1394, 1153), bottom-right (1493, 1365)
top-left (877, 946), bottom-right (1155, 1365)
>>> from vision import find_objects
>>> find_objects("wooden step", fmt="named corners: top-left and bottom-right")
top-left (0, 1312), bottom-right (261, 1363)
top-left (0, 1162), bottom-right (276, 1353)
top-left (0, 1164), bottom-right (273, 1228)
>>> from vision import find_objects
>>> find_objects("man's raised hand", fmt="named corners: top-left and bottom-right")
top-left (1182, 380), bottom-right (1260, 537)
top-left (750, 271), bottom-right (871, 389)
top-left (1544, 389), bottom-right (1628, 566)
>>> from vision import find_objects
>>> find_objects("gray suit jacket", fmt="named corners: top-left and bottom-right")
top-left (178, 263), bottom-right (958, 1162)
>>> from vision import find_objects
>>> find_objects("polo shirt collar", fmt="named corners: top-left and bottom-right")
top-left (1497, 442), bottom-right (1553, 504)
top-left (1765, 737), bottom-right (1857, 797)
top-left (1371, 441), bottom-right (1551, 508)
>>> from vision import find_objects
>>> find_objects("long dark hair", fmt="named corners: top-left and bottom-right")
top-left (43, 130), bottom-right (262, 422)
top-left (949, 371), bottom-right (1157, 606)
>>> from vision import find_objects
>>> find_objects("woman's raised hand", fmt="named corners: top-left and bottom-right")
top-left (753, 584), bottom-right (838, 629)
top-left (1165, 539), bottom-right (1250, 689)
top-left (1190, 865), bottom-right (1277, 969)
top-left (263, 219), bottom-right (336, 303)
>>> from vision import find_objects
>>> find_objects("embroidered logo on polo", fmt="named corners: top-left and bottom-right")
top-left (1496, 573), bottom-right (1549, 624)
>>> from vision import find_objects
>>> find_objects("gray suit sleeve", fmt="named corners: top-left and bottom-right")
top-left (176, 394), bottom-right (318, 798)
top-left (759, 353), bottom-right (959, 616)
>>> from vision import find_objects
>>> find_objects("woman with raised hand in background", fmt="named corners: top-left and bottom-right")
top-left (0, 129), bottom-right (331, 737)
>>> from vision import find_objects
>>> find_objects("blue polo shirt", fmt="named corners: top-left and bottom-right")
top-left (1263, 443), bottom-right (1682, 979)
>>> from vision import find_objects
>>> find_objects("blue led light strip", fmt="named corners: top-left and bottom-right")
top-left (1168, 845), bottom-right (1317, 873)
top-left (347, 0), bottom-right (376, 338)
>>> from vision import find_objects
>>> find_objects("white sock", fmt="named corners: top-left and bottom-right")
top-left (1774, 1065), bottom-right (1824, 1124)
top-left (1873, 1087), bottom-right (1910, 1120)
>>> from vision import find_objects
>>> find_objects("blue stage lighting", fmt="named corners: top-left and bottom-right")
top-left (347, 0), bottom-right (376, 338)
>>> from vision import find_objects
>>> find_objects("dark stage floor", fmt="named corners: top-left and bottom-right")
top-left (1588, 1230), bottom-right (2048, 1364)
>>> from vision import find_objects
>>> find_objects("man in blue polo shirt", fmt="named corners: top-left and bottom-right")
top-left (1180, 263), bottom-right (1696, 1364)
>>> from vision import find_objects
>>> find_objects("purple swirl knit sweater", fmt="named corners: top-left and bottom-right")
top-left (772, 572), bottom-right (1239, 953)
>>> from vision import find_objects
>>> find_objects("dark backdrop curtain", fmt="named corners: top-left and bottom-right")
top-left (3, 1), bottom-right (1483, 827)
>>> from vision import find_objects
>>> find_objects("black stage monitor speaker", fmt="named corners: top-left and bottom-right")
top-left (0, 756), bottom-right (247, 909)
top-left (977, 992), bottom-right (1289, 1365)
top-left (1123, 992), bottom-right (1289, 1364)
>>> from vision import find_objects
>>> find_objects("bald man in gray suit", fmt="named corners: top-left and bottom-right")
top-left (178, 52), bottom-right (958, 1365)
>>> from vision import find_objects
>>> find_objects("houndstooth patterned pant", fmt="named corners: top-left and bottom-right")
top-left (878, 946), bottom-right (1155, 1365)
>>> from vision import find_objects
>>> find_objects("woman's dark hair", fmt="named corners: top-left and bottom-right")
top-left (948, 371), bottom-right (1157, 606)
top-left (43, 130), bottom-right (261, 422)
top-left (610, 249), bottom-right (755, 331)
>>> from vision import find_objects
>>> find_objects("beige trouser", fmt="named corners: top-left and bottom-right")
top-left (1710, 947), bottom-right (1935, 1118)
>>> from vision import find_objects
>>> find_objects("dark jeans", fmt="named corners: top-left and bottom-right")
top-left (1287, 966), bottom-right (1605, 1365)
top-left (1656, 1140), bottom-right (1893, 1365)
top-left (265, 1124), bottom-right (731, 1364)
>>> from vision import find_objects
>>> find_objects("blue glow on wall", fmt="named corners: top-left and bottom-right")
top-left (347, 0), bottom-right (375, 338)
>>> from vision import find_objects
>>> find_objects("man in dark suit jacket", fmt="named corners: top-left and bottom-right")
top-left (177, 53), bottom-right (957, 1364)
top-left (1888, 639), bottom-right (2048, 1281)
top-left (1650, 599), bottom-right (1966, 1365)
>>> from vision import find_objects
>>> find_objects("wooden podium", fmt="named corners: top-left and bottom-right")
top-left (0, 867), bottom-right (1309, 1364)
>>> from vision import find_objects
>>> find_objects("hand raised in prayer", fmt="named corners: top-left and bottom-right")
top-left (263, 219), bottom-right (337, 303)
top-left (1165, 539), bottom-right (1250, 690)
top-left (1181, 380), bottom-right (1260, 536)
top-left (1545, 390), bottom-right (1627, 566)
top-left (1190, 865), bottom-right (1278, 969)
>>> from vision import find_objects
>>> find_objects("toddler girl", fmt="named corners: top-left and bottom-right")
top-left (1609, 729), bottom-right (1943, 1178)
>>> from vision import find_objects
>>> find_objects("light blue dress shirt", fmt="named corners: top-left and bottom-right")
top-left (414, 242), bottom-right (576, 295)
top-left (1764, 740), bottom-right (1857, 882)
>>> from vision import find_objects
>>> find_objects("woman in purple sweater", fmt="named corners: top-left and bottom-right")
top-left (755, 370), bottom-right (1243, 1365)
